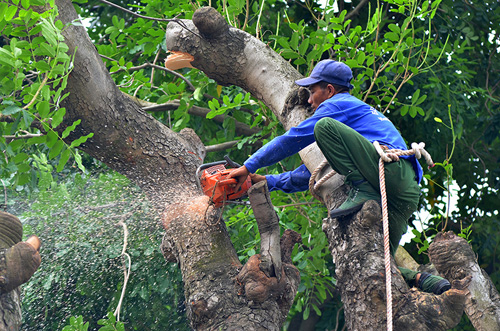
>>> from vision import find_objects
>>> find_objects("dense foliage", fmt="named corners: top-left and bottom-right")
top-left (0, 0), bottom-right (498, 329)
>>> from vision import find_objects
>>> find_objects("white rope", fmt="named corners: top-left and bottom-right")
top-left (375, 141), bottom-right (433, 331)
top-left (378, 156), bottom-right (393, 331)
top-left (310, 141), bottom-right (434, 331)
top-left (308, 159), bottom-right (335, 201)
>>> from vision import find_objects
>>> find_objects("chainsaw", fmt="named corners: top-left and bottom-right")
top-left (196, 155), bottom-right (252, 208)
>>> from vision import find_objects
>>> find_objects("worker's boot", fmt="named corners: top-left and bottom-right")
top-left (330, 176), bottom-right (380, 219)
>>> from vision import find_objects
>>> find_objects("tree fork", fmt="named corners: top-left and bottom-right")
top-left (323, 201), bottom-right (467, 330)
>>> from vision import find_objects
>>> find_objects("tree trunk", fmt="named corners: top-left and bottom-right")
top-left (0, 211), bottom-right (41, 331)
top-left (0, 288), bottom-right (21, 330)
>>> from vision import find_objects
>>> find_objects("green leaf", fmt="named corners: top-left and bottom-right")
top-left (388, 23), bottom-right (400, 34)
top-left (290, 32), bottom-right (299, 50)
top-left (49, 140), bottom-right (64, 159)
top-left (411, 89), bottom-right (421, 105)
top-left (277, 38), bottom-right (290, 49)
top-left (0, 3), bottom-right (8, 20)
top-left (292, 250), bottom-right (304, 262)
top-left (298, 38), bottom-right (309, 55)
top-left (303, 306), bottom-right (310, 320)
top-left (409, 107), bottom-right (417, 118)
top-left (34, 60), bottom-right (51, 71)
top-left (385, 32), bottom-right (399, 42)
top-left (62, 119), bottom-right (81, 139)
top-left (70, 132), bottom-right (93, 148)
top-left (400, 105), bottom-right (409, 116)
top-left (13, 152), bottom-right (29, 164)
top-left (281, 49), bottom-right (299, 59)
top-left (4, 5), bottom-right (18, 21)
top-left (2, 105), bottom-right (22, 115)
top-left (40, 19), bottom-right (58, 46)
top-left (17, 163), bottom-right (31, 173)
top-left (34, 42), bottom-right (56, 57)
top-left (51, 107), bottom-right (66, 128)
top-left (193, 87), bottom-right (203, 101)
top-left (357, 51), bottom-right (366, 65)
top-left (56, 148), bottom-right (70, 172)
top-left (45, 131), bottom-right (58, 148)
top-left (74, 150), bottom-right (85, 172)
top-left (312, 303), bottom-right (322, 316)
top-left (22, 109), bottom-right (33, 127)
top-left (222, 94), bottom-right (230, 106)
top-left (37, 101), bottom-right (50, 118)
top-left (16, 172), bottom-right (30, 185)
top-left (27, 134), bottom-right (46, 145)
top-left (21, 0), bottom-right (30, 10)
top-left (234, 93), bottom-right (243, 104)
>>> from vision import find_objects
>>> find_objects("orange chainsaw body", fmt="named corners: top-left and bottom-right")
top-left (199, 163), bottom-right (251, 207)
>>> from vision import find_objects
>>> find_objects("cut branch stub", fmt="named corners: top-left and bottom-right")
top-left (429, 231), bottom-right (500, 330)
top-left (0, 211), bottom-right (41, 295)
top-left (247, 181), bottom-right (282, 280)
top-left (236, 181), bottom-right (301, 325)
top-left (192, 7), bottom-right (229, 39)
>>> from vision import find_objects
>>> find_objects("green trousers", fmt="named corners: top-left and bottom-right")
top-left (313, 117), bottom-right (421, 255)
top-left (314, 117), bottom-right (424, 286)
top-left (312, 117), bottom-right (448, 293)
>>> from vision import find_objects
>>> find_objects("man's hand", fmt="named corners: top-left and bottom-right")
top-left (229, 166), bottom-right (250, 191)
top-left (249, 173), bottom-right (266, 184)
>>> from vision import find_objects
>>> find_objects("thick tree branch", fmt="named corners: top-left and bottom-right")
top-left (429, 232), bottom-right (500, 330)
top-left (236, 182), bottom-right (301, 325)
top-left (54, 0), bottom-right (203, 207)
top-left (165, 6), bottom-right (345, 210)
top-left (248, 181), bottom-right (282, 280)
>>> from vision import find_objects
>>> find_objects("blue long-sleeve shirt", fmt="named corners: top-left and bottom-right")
top-left (244, 93), bottom-right (423, 193)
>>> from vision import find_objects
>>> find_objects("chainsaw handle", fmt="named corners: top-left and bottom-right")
top-left (224, 155), bottom-right (241, 168)
top-left (195, 160), bottom-right (227, 188)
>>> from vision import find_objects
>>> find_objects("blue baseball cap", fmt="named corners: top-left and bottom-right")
top-left (295, 60), bottom-right (354, 89)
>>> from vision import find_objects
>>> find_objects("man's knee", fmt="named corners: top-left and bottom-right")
top-left (314, 117), bottom-right (340, 141)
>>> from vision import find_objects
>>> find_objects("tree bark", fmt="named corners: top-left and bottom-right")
top-left (429, 232), bottom-right (500, 330)
top-left (0, 289), bottom-right (21, 331)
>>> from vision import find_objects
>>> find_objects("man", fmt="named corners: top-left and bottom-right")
top-left (229, 59), bottom-right (450, 295)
